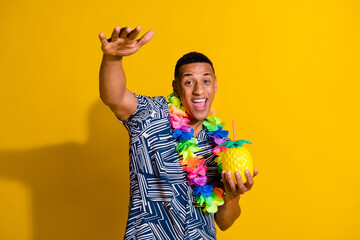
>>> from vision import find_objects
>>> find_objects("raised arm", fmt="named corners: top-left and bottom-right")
top-left (98, 26), bottom-right (154, 121)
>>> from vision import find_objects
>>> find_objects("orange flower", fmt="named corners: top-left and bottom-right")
top-left (187, 157), bottom-right (200, 169)
top-left (169, 104), bottom-right (188, 118)
top-left (214, 187), bottom-right (224, 197)
top-left (209, 109), bottom-right (216, 116)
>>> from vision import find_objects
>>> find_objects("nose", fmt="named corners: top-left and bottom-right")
top-left (193, 81), bottom-right (204, 95)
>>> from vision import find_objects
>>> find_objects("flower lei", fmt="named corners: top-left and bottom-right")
top-left (167, 93), bottom-right (230, 213)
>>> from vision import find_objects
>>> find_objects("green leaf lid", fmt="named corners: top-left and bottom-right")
top-left (219, 140), bottom-right (252, 148)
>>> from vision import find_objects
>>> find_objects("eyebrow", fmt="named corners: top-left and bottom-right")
top-left (182, 73), bottom-right (212, 78)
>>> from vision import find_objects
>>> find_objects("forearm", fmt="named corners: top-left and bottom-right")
top-left (215, 195), bottom-right (241, 231)
top-left (99, 54), bottom-right (127, 105)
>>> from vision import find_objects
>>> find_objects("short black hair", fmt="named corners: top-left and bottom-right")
top-left (174, 52), bottom-right (215, 80)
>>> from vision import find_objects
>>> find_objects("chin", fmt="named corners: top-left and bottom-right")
top-left (189, 110), bottom-right (210, 122)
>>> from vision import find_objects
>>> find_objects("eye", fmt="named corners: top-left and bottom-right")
top-left (203, 79), bottom-right (211, 84)
top-left (184, 80), bottom-right (193, 86)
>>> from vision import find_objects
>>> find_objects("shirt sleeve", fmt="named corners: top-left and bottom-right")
top-left (115, 93), bottom-right (167, 136)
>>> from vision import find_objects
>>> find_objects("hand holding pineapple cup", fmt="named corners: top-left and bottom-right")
top-left (221, 167), bottom-right (258, 200)
top-left (220, 138), bottom-right (258, 200)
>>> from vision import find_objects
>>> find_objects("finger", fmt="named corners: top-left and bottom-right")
top-left (254, 167), bottom-right (259, 177)
top-left (226, 171), bottom-right (237, 192)
top-left (120, 27), bottom-right (131, 38)
top-left (221, 171), bottom-right (231, 191)
top-left (137, 30), bottom-right (154, 47)
top-left (235, 172), bottom-right (247, 194)
top-left (244, 170), bottom-right (254, 190)
top-left (127, 26), bottom-right (141, 40)
top-left (98, 32), bottom-right (109, 46)
top-left (111, 26), bottom-right (121, 42)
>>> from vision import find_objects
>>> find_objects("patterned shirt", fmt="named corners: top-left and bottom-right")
top-left (117, 93), bottom-right (221, 240)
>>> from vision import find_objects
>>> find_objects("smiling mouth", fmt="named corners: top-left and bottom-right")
top-left (192, 99), bottom-right (207, 103)
top-left (192, 99), bottom-right (207, 110)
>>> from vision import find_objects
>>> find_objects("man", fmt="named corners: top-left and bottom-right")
top-left (99, 26), bottom-right (258, 239)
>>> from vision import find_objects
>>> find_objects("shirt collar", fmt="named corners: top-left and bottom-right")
top-left (196, 127), bottom-right (209, 141)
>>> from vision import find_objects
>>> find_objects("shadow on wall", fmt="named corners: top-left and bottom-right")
top-left (0, 100), bottom-right (130, 240)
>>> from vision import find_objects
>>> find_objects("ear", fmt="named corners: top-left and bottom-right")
top-left (172, 80), bottom-right (179, 96)
top-left (215, 76), bottom-right (217, 93)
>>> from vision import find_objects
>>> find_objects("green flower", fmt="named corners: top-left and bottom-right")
top-left (177, 138), bottom-right (198, 152)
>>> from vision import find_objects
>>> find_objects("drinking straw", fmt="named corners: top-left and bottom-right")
top-left (232, 120), bottom-right (236, 141)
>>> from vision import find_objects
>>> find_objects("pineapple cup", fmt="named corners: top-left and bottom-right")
top-left (221, 140), bottom-right (253, 184)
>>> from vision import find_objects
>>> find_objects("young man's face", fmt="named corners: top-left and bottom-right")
top-left (173, 62), bottom-right (217, 122)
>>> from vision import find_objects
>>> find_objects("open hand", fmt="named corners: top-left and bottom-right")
top-left (221, 168), bottom-right (258, 200)
top-left (99, 26), bottom-right (154, 57)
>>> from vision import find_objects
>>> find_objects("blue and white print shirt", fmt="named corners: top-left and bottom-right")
top-left (117, 93), bottom-right (221, 240)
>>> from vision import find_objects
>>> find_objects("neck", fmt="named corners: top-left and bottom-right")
top-left (187, 119), bottom-right (204, 137)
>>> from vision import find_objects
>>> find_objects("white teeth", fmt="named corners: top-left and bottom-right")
top-left (192, 99), bottom-right (206, 103)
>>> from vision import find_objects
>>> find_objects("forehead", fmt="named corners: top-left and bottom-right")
top-left (178, 62), bottom-right (214, 79)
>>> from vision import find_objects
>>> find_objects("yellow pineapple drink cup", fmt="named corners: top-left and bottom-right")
top-left (220, 140), bottom-right (253, 184)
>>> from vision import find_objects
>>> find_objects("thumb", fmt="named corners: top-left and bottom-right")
top-left (98, 32), bottom-right (109, 46)
top-left (137, 30), bottom-right (154, 47)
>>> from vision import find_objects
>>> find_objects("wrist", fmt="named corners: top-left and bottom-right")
top-left (102, 54), bottom-right (123, 62)
top-left (224, 193), bottom-right (240, 203)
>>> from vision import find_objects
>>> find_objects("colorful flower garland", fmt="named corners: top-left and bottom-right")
top-left (167, 93), bottom-right (230, 213)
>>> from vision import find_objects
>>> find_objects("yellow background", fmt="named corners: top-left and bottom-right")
top-left (1, 0), bottom-right (359, 239)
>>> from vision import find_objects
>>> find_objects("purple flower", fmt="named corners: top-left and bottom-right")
top-left (189, 176), bottom-right (208, 187)
top-left (209, 136), bottom-right (227, 145)
top-left (180, 126), bottom-right (192, 132)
